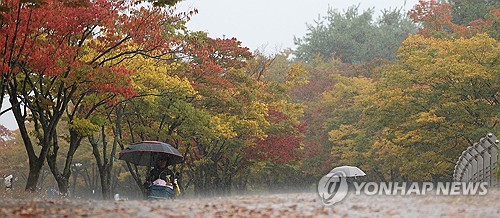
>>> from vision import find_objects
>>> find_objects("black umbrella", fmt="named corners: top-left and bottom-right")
top-left (119, 141), bottom-right (183, 166)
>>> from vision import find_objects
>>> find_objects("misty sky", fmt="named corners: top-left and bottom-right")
top-left (177, 0), bottom-right (420, 53)
top-left (0, 0), bottom-right (421, 130)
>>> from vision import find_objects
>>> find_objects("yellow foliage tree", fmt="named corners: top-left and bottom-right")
top-left (369, 33), bottom-right (499, 180)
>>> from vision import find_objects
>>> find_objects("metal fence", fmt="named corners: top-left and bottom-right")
top-left (453, 133), bottom-right (499, 186)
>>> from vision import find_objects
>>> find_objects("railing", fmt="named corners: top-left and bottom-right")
top-left (453, 133), bottom-right (499, 186)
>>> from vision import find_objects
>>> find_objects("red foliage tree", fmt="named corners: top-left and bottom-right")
top-left (408, 0), bottom-right (469, 37)
top-left (251, 110), bottom-right (305, 164)
top-left (180, 33), bottom-right (253, 121)
top-left (0, 0), bottom-right (185, 192)
top-left (183, 33), bottom-right (252, 91)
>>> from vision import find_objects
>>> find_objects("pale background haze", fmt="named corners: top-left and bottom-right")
top-left (178, 0), bottom-right (420, 52)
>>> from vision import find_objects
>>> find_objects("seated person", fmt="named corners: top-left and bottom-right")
top-left (144, 158), bottom-right (180, 199)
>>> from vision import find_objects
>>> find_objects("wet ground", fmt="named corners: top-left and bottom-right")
top-left (1, 190), bottom-right (499, 217)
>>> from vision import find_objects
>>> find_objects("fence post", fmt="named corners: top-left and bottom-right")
top-left (485, 133), bottom-right (498, 186)
top-left (453, 133), bottom-right (499, 187)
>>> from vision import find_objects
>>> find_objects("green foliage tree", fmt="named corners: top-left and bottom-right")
top-left (294, 5), bottom-right (417, 63)
top-left (449, 0), bottom-right (500, 26)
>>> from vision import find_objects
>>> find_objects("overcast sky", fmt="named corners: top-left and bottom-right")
top-left (0, 0), bottom-right (421, 130)
top-left (177, 0), bottom-right (420, 53)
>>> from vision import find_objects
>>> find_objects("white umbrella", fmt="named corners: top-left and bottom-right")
top-left (326, 166), bottom-right (366, 178)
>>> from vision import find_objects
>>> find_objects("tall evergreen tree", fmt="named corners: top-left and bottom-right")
top-left (294, 5), bottom-right (417, 63)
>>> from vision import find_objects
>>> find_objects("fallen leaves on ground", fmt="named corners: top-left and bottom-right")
top-left (0, 191), bottom-right (499, 217)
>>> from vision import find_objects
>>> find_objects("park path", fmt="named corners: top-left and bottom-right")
top-left (1, 190), bottom-right (499, 217)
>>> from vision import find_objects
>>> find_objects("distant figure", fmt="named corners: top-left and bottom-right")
top-left (4, 174), bottom-right (13, 190)
top-left (48, 186), bottom-right (59, 197)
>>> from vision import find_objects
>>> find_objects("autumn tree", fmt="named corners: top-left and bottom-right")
top-left (1, 0), bottom-right (109, 192)
top-left (277, 54), bottom-right (342, 179)
top-left (367, 33), bottom-right (498, 181)
top-left (0, 0), bottom-right (181, 109)
top-left (242, 50), bottom-right (308, 191)
top-left (67, 7), bottom-right (191, 199)
top-left (177, 33), bottom-right (267, 195)
top-left (307, 33), bottom-right (498, 182)
top-left (104, 32), bottom-right (268, 196)
top-left (408, 0), bottom-right (469, 37)
top-left (321, 74), bottom-right (381, 180)
top-left (108, 57), bottom-right (200, 198)
top-left (289, 0), bottom-right (499, 184)
top-left (0, 0), bottom-right (188, 193)
top-left (307, 1), bottom-right (499, 182)
top-left (409, 0), bottom-right (499, 39)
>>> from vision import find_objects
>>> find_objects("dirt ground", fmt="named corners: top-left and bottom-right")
top-left (1, 190), bottom-right (499, 217)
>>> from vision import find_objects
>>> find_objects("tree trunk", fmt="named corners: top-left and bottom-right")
top-left (89, 106), bottom-right (121, 200)
top-left (46, 129), bottom-right (82, 197)
top-left (98, 167), bottom-right (110, 199)
top-left (97, 160), bottom-right (115, 200)
top-left (56, 177), bottom-right (70, 195)
top-left (25, 161), bottom-right (44, 192)
top-left (10, 94), bottom-right (48, 192)
top-left (9, 82), bottom-right (69, 193)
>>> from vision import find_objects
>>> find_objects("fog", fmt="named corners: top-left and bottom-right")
top-left (177, 0), bottom-right (420, 53)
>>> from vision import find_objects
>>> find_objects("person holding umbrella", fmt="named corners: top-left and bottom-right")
top-left (118, 141), bottom-right (184, 200)
top-left (144, 158), bottom-right (181, 199)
